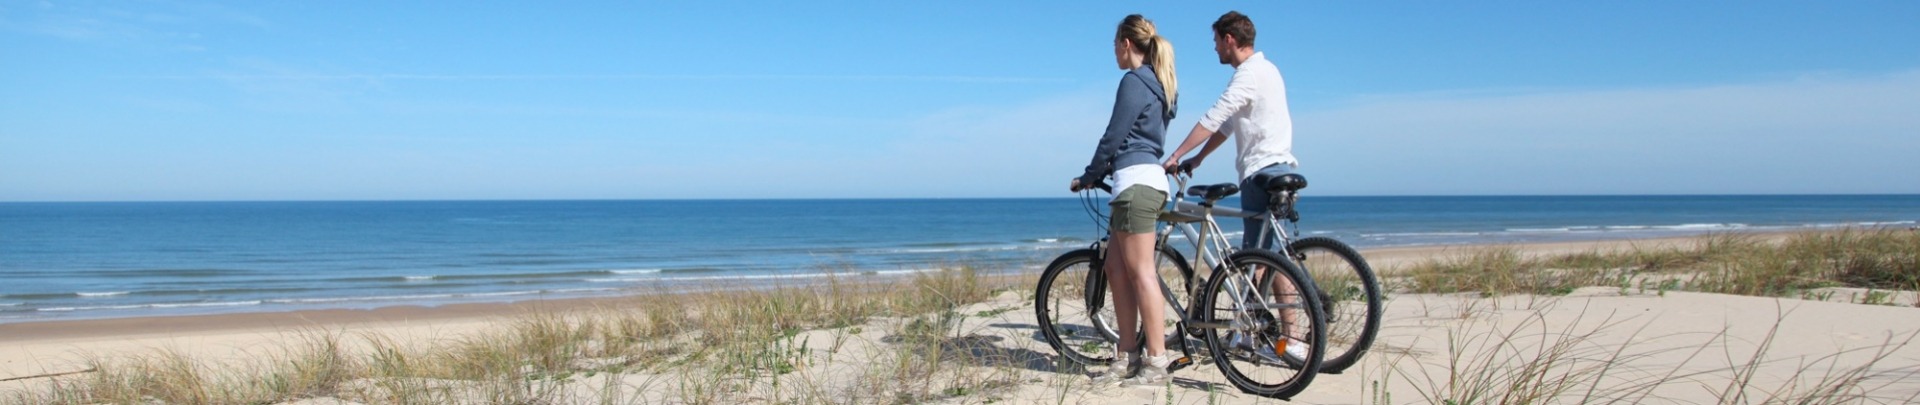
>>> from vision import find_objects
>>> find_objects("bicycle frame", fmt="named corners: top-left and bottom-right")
top-left (1153, 174), bottom-right (1285, 330)
top-left (1163, 180), bottom-right (1303, 260)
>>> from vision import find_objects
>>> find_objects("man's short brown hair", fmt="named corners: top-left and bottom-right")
top-left (1212, 11), bottom-right (1255, 48)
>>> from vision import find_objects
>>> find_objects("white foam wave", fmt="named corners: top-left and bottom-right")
top-left (461, 291), bottom-right (544, 298)
top-left (403, 275), bottom-right (435, 281)
top-left (1500, 223), bottom-right (1777, 234)
top-left (868, 269), bottom-right (938, 276)
top-left (264, 289), bottom-right (619, 304)
top-left (268, 294), bottom-right (458, 304)
top-left (1362, 231), bottom-right (1485, 238)
top-left (77, 291), bottom-right (129, 298)
top-left (1507, 227), bottom-right (1568, 233)
top-left (610, 268), bottom-right (662, 274)
top-left (0, 302), bottom-right (22, 307)
top-left (586, 278), bottom-right (644, 283)
top-left (156, 301), bottom-right (261, 309)
top-left (879, 245), bottom-right (1034, 254)
top-left (1660, 223), bottom-right (1747, 231)
top-left (1807, 220), bottom-right (1917, 228)
top-left (40, 300), bottom-right (262, 312)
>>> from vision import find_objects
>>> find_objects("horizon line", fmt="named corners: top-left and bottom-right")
top-left (6, 192), bottom-right (1919, 204)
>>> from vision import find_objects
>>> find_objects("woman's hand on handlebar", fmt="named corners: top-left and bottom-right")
top-left (1070, 177), bottom-right (1113, 193)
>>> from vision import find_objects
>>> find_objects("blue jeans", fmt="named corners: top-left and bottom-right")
top-left (1240, 164), bottom-right (1296, 251)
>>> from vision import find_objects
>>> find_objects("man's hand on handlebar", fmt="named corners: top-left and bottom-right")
top-left (1162, 158), bottom-right (1201, 176)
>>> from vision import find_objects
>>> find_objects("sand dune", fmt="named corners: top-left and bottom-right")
top-left (5, 237), bottom-right (1918, 404)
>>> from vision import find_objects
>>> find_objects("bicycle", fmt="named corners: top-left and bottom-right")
top-left (1036, 174), bottom-right (1329, 399)
top-left (1173, 171), bottom-right (1383, 374)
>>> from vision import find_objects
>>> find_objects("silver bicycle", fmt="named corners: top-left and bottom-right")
top-left (1185, 172), bottom-right (1383, 374)
top-left (1035, 174), bottom-right (1328, 399)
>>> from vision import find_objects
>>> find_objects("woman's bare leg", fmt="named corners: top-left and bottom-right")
top-left (1117, 230), bottom-right (1166, 357)
top-left (1104, 237), bottom-right (1138, 355)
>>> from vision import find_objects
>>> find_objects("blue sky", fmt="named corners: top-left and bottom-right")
top-left (3, 1), bottom-right (1917, 201)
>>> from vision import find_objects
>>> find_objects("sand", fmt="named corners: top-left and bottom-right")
top-left (4, 235), bottom-right (1918, 404)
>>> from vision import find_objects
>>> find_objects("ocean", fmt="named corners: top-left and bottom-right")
top-left (3, 195), bottom-right (1917, 323)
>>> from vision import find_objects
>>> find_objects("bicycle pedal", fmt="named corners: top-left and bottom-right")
top-left (1168, 356), bottom-right (1194, 372)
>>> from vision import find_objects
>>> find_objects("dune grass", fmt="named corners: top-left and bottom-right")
top-left (3, 266), bottom-right (1034, 405)
top-left (1378, 228), bottom-right (1920, 404)
top-left (7, 229), bottom-right (1918, 404)
top-left (1402, 228), bottom-right (1920, 304)
top-left (1373, 298), bottom-right (1920, 405)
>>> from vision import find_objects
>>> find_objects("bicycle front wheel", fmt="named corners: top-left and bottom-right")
top-left (1199, 250), bottom-right (1325, 400)
top-left (1035, 249), bottom-right (1114, 368)
top-left (1288, 236), bottom-right (1382, 374)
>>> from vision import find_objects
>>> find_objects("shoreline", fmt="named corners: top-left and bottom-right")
top-left (4, 223), bottom-right (1904, 326)
top-left (0, 230), bottom-right (1814, 341)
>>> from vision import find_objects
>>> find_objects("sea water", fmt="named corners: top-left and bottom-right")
top-left (3, 195), bottom-right (1916, 323)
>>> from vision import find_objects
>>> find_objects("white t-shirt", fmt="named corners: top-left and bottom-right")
top-left (1197, 52), bottom-right (1298, 180)
top-left (1112, 163), bottom-right (1170, 196)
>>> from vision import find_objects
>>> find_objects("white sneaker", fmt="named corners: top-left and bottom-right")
top-left (1091, 352), bottom-right (1133, 386)
top-left (1284, 338), bottom-right (1310, 360)
top-left (1121, 353), bottom-right (1172, 387)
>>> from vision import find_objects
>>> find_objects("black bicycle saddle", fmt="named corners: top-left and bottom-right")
top-left (1254, 172), bottom-right (1308, 192)
top-left (1186, 183), bottom-right (1240, 201)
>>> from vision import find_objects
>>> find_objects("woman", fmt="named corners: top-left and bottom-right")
top-left (1069, 13), bottom-right (1178, 387)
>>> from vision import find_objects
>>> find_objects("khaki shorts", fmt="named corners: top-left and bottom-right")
top-left (1109, 185), bottom-right (1167, 235)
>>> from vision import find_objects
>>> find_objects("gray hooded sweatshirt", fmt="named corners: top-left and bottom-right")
top-left (1080, 65), bottom-right (1174, 188)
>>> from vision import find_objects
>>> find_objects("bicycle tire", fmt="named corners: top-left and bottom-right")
top-left (1035, 249), bottom-right (1114, 368)
top-left (1285, 236), bottom-right (1382, 374)
top-left (1198, 249), bottom-right (1325, 400)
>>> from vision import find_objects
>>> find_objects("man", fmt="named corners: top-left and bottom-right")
top-left (1162, 10), bottom-right (1296, 251)
top-left (1164, 11), bottom-right (1310, 361)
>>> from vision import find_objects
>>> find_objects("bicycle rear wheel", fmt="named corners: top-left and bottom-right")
top-left (1199, 250), bottom-right (1325, 400)
top-left (1035, 249), bottom-right (1113, 368)
top-left (1287, 236), bottom-right (1382, 374)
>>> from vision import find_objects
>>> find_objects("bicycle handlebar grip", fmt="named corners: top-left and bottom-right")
top-left (1177, 160), bottom-right (1198, 175)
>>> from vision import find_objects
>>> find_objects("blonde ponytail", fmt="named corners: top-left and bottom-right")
top-left (1118, 15), bottom-right (1178, 115)
top-left (1148, 34), bottom-right (1178, 115)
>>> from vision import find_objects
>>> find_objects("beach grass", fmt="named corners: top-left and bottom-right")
top-left (4, 266), bottom-right (1037, 405)
top-left (1402, 228), bottom-right (1920, 303)
top-left (1378, 299), bottom-right (1920, 405)
top-left (6, 229), bottom-right (1919, 404)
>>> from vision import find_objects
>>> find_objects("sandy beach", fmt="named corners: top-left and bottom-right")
top-left (5, 234), bottom-right (1918, 404)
